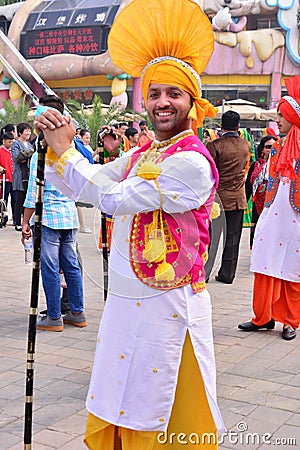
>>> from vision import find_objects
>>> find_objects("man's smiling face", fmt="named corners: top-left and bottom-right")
top-left (147, 84), bottom-right (192, 141)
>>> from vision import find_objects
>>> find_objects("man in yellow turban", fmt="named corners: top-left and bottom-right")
top-left (34, 1), bottom-right (225, 448)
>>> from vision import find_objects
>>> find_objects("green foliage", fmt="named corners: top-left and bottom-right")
top-left (0, 97), bottom-right (32, 128)
top-left (0, 0), bottom-right (21, 6)
top-left (67, 95), bottom-right (126, 150)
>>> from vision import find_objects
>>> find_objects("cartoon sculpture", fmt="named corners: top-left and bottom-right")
top-left (266, 0), bottom-right (300, 65)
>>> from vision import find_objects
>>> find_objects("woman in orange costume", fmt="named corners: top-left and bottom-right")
top-left (239, 75), bottom-right (300, 341)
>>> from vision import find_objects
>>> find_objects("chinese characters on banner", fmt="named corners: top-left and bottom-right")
top-left (26, 27), bottom-right (101, 58)
top-left (54, 89), bottom-right (94, 103)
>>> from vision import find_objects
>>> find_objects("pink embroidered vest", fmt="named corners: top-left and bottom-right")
top-left (123, 135), bottom-right (219, 293)
top-left (265, 139), bottom-right (300, 213)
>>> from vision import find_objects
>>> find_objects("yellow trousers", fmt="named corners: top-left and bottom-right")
top-left (84, 333), bottom-right (217, 449)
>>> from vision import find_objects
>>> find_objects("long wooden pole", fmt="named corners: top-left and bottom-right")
top-left (24, 135), bottom-right (47, 449)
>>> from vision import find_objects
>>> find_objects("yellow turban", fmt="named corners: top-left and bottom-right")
top-left (142, 58), bottom-right (217, 128)
top-left (108, 0), bottom-right (217, 128)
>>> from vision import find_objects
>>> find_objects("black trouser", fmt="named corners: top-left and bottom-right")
top-left (14, 190), bottom-right (26, 226)
top-left (205, 212), bottom-right (225, 281)
top-left (205, 209), bottom-right (244, 283)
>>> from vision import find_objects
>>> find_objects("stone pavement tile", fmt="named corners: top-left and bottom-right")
top-left (255, 367), bottom-right (295, 385)
top-left (58, 435), bottom-right (87, 450)
top-left (272, 348), bottom-right (300, 375)
top-left (8, 445), bottom-right (53, 450)
top-left (66, 384), bottom-right (89, 401)
top-left (4, 417), bottom-right (45, 439)
top-left (213, 316), bottom-right (241, 328)
top-left (264, 395), bottom-right (300, 413)
top-left (277, 384), bottom-right (300, 400)
top-left (33, 428), bottom-right (77, 448)
top-left (226, 354), bottom-right (274, 378)
top-left (70, 338), bottom-right (97, 352)
top-left (267, 424), bottom-right (299, 449)
top-left (0, 357), bottom-right (25, 372)
top-left (0, 413), bottom-right (18, 429)
top-left (0, 336), bottom-right (25, 348)
top-left (36, 353), bottom-right (71, 367)
top-left (0, 370), bottom-right (23, 389)
top-left (1, 396), bottom-right (24, 419)
top-left (217, 373), bottom-right (253, 389)
top-left (216, 360), bottom-right (235, 374)
top-left (36, 365), bottom-right (81, 380)
top-left (228, 387), bottom-right (270, 406)
top-left (36, 354), bottom-right (91, 373)
top-left (0, 431), bottom-right (24, 450)
top-left (51, 410), bottom-right (87, 435)
top-left (0, 382), bottom-right (24, 400)
top-left (39, 379), bottom-right (86, 398)
top-left (217, 344), bottom-right (257, 364)
top-left (214, 335), bottom-right (241, 346)
top-left (237, 331), bottom-right (278, 349)
top-left (17, 368), bottom-right (76, 390)
top-left (289, 374), bottom-right (300, 387)
top-left (286, 413), bottom-right (300, 426)
top-left (246, 405), bottom-right (293, 425)
top-left (37, 334), bottom-right (87, 349)
top-left (57, 358), bottom-right (92, 371)
top-left (63, 370), bottom-right (91, 386)
top-left (217, 384), bottom-right (240, 398)
top-left (32, 402), bottom-right (84, 428)
top-left (214, 343), bottom-right (230, 354)
top-left (247, 379), bottom-right (287, 393)
top-left (227, 417), bottom-right (280, 448)
top-left (252, 339), bottom-right (298, 360)
top-left (54, 347), bottom-right (94, 362)
top-left (213, 326), bottom-right (231, 337)
top-left (219, 398), bottom-right (257, 417)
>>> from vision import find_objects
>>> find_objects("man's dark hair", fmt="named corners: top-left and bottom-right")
top-left (118, 122), bottom-right (128, 128)
top-left (39, 95), bottom-right (64, 114)
top-left (221, 111), bottom-right (240, 131)
top-left (17, 122), bottom-right (31, 136)
top-left (125, 127), bottom-right (138, 139)
top-left (139, 120), bottom-right (148, 127)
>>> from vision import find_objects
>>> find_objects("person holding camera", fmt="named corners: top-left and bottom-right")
top-left (137, 120), bottom-right (155, 147)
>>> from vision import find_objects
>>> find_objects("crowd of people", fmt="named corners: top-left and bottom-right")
top-left (0, 102), bottom-right (297, 338)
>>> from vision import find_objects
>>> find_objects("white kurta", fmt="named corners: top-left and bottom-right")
top-left (250, 177), bottom-right (300, 282)
top-left (46, 136), bottom-right (225, 433)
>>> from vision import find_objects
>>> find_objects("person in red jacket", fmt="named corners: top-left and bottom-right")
top-left (0, 132), bottom-right (15, 222)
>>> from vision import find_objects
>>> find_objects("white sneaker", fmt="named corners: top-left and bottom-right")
top-left (79, 227), bottom-right (92, 234)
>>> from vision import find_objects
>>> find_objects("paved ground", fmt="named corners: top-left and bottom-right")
top-left (0, 209), bottom-right (299, 449)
